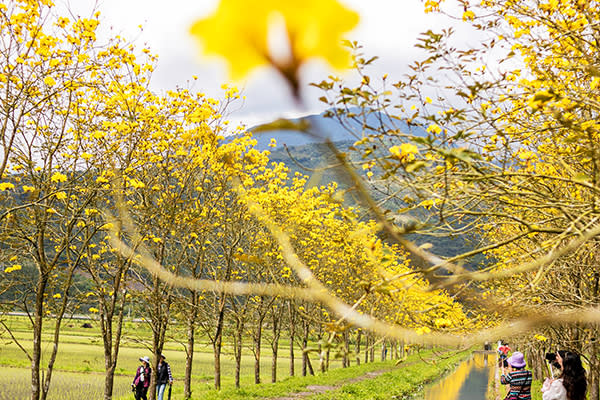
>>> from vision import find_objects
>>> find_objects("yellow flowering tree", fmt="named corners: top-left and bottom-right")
top-left (0, 1), bottom-right (161, 399)
top-left (306, 0), bottom-right (600, 392)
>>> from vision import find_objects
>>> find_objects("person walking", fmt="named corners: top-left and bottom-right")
top-left (132, 356), bottom-right (151, 400)
top-left (500, 351), bottom-right (532, 400)
top-left (498, 341), bottom-right (512, 367)
top-left (541, 350), bottom-right (587, 400)
top-left (156, 354), bottom-right (173, 400)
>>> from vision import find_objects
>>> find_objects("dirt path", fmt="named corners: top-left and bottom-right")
top-left (268, 369), bottom-right (392, 400)
top-left (264, 358), bottom-right (433, 400)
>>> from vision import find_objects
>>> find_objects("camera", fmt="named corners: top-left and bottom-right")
top-left (545, 350), bottom-right (566, 369)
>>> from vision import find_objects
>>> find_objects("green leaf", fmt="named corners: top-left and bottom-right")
top-left (573, 173), bottom-right (590, 183)
top-left (405, 161), bottom-right (428, 173)
top-left (251, 118), bottom-right (310, 133)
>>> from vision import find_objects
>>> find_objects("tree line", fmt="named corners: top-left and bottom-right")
top-left (0, 2), bottom-right (473, 400)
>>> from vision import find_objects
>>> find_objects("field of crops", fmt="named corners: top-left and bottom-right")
top-left (0, 316), bottom-right (337, 399)
top-left (0, 368), bottom-right (133, 400)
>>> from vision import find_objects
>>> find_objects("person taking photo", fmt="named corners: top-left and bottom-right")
top-left (542, 350), bottom-right (587, 400)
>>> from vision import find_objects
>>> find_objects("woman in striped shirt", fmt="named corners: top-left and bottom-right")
top-left (500, 351), bottom-right (533, 400)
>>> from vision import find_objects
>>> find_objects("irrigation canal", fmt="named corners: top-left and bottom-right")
top-left (421, 351), bottom-right (496, 400)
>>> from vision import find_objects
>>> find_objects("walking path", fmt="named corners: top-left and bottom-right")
top-left (269, 369), bottom-right (393, 400)
top-left (267, 358), bottom-right (426, 400)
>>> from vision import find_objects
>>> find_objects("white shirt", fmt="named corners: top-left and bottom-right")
top-left (541, 378), bottom-right (567, 400)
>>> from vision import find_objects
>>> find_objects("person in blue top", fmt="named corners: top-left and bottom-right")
top-left (500, 351), bottom-right (532, 400)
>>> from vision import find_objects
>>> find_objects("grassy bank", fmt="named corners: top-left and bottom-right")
top-left (311, 350), bottom-right (471, 400)
top-left (150, 349), bottom-right (472, 400)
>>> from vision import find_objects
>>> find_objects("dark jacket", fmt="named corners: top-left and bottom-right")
top-left (156, 361), bottom-right (172, 385)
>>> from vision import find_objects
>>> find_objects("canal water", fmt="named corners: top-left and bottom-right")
top-left (421, 352), bottom-right (496, 400)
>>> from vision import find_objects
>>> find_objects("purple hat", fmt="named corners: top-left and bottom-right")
top-left (507, 351), bottom-right (526, 368)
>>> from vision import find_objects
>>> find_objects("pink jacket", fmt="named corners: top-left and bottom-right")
top-left (133, 365), bottom-right (151, 388)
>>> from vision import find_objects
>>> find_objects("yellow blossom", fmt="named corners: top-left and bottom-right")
top-left (390, 143), bottom-right (419, 159)
top-left (190, 0), bottom-right (359, 80)
top-left (426, 124), bottom-right (442, 134)
top-left (462, 10), bottom-right (475, 21)
top-left (43, 76), bottom-right (56, 86)
top-left (5, 264), bottom-right (22, 273)
top-left (0, 182), bottom-right (15, 191)
top-left (51, 172), bottom-right (67, 183)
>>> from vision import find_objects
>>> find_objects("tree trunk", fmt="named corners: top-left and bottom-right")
top-left (184, 313), bottom-right (196, 399)
top-left (306, 354), bottom-right (315, 376)
top-left (213, 303), bottom-right (225, 390)
top-left (271, 335), bottom-right (279, 383)
top-left (234, 319), bottom-right (244, 388)
top-left (104, 369), bottom-right (115, 400)
top-left (355, 330), bottom-right (361, 366)
top-left (254, 323), bottom-right (262, 384)
top-left (31, 273), bottom-right (48, 400)
top-left (318, 336), bottom-right (325, 373)
top-left (343, 331), bottom-right (350, 367)
top-left (100, 268), bottom-right (128, 400)
top-left (302, 321), bottom-right (309, 376)
top-left (213, 338), bottom-right (222, 390)
top-left (288, 304), bottom-right (296, 377)
top-left (271, 312), bottom-right (280, 383)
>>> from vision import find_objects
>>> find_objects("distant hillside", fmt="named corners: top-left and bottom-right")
top-left (247, 109), bottom-right (427, 151)
top-left (252, 113), bottom-right (486, 272)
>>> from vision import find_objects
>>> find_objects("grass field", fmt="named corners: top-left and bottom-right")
top-left (3, 316), bottom-right (510, 400)
top-left (0, 315), bottom-right (345, 399)
top-left (0, 368), bottom-right (133, 400)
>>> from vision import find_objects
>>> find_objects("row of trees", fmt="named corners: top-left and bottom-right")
top-left (303, 0), bottom-right (600, 398)
top-left (0, 2), bottom-right (474, 400)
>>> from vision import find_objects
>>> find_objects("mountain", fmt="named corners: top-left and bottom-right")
top-left (247, 109), bottom-right (427, 151)
top-left (246, 110), bottom-right (486, 272)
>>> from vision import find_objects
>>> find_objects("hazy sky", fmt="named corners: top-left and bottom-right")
top-left (71, 0), bottom-right (469, 127)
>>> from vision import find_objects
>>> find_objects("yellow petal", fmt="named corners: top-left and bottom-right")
top-left (190, 0), bottom-right (358, 80)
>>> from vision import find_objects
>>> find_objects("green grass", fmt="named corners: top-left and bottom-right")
top-left (0, 367), bottom-right (133, 400)
top-left (0, 315), bottom-right (345, 399)
top-left (310, 350), bottom-right (471, 400)
top-left (159, 349), bottom-right (470, 400)
top-left (0, 344), bottom-right (469, 400)
top-left (1, 316), bottom-right (475, 400)
top-left (530, 379), bottom-right (543, 400)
